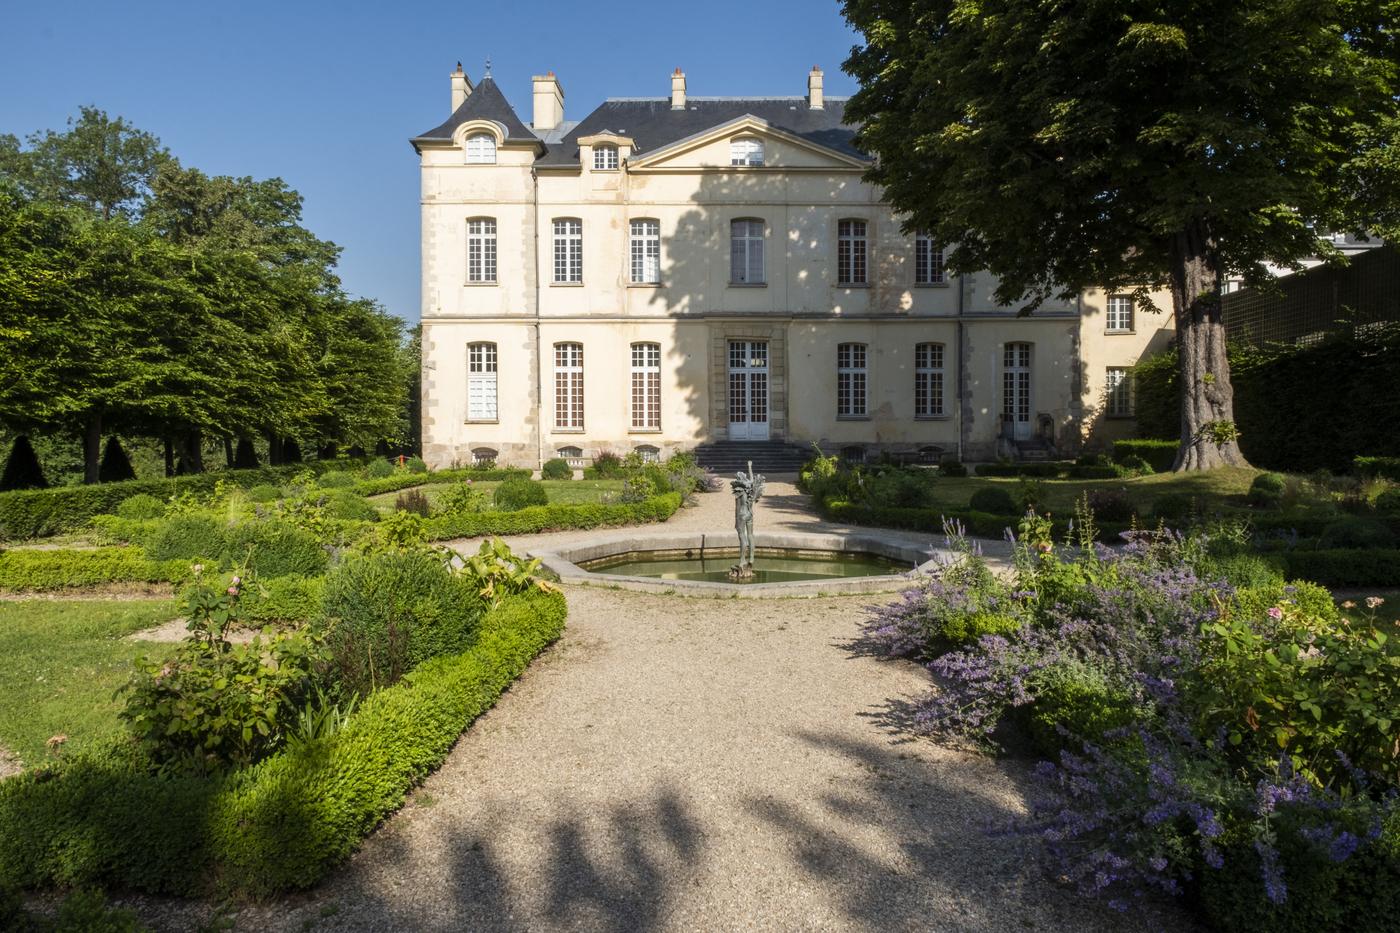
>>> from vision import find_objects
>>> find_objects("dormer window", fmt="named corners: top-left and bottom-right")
top-left (593, 144), bottom-right (619, 171)
top-left (730, 137), bottom-right (764, 166)
top-left (465, 133), bottom-right (497, 164)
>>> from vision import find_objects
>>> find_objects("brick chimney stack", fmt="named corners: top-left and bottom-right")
top-left (671, 68), bottom-right (687, 110)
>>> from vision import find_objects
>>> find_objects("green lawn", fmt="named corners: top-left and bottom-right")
top-left (368, 479), bottom-right (625, 514)
top-left (926, 467), bottom-right (1260, 514)
top-left (0, 599), bottom-right (175, 767)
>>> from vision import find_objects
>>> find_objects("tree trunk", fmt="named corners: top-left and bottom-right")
top-left (83, 414), bottom-right (102, 484)
top-left (1169, 221), bottom-right (1250, 471)
top-left (177, 430), bottom-right (204, 475)
top-left (163, 436), bottom-right (175, 477)
top-left (223, 437), bottom-right (235, 469)
top-left (267, 433), bottom-right (284, 467)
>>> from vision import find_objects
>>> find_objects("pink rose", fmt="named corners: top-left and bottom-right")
top-left (227, 586), bottom-right (239, 596)
top-left (1266, 607), bottom-right (1283, 621)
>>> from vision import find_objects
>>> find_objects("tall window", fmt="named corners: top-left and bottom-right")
top-left (838, 219), bottom-right (868, 285)
top-left (730, 137), bottom-right (764, 166)
top-left (465, 133), bottom-right (496, 164)
top-left (552, 219), bottom-right (582, 283)
top-left (837, 343), bottom-right (867, 417)
top-left (466, 218), bottom-right (496, 283)
top-left (730, 219), bottom-right (765, 284)
top-left (630, 342), bottom-right (661, 430)
top-left (1106, 367), bottom-right (1134, 416)
top-left (467, 342), bottom-right (498, 421)
top-left (915, 234), bottom-right (945, 285)
top-left (630, 219), bottom-right (660, 284)
top-left (554, 342), bottom-right (584, 430)
top-left (593, 145), bottom-right (619, 170)
top-left (1106, 295), bottom-right (1134, 332)
top-left (1003, 342), bottom-right (1032, 427)
top-left (914, 342), bottom-right (945, 417)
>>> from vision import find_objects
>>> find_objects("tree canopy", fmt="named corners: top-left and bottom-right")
top-left (842, 0), bottom-right (1400, 468)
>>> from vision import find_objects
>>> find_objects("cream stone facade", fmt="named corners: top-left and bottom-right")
top-left (413, 66), bottom-right (1174, 469)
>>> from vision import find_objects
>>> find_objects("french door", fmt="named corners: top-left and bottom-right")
top-left (727, 340), bottom-right (770, 440)
top-left (1002, 342), bottom-right (1033, 441)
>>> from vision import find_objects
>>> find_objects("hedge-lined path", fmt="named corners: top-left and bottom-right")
top-left (148, 583), bottom-right (1191, 932)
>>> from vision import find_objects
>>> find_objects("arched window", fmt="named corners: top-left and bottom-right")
top-left (554, 342), bottom-right (584, 430)
top-left (466, 218), bottom-right (496, 283)
top-left (552, 219), bottom-right (583, 283)
top-left (914, 342), bottom-right (945, 418)
top-left (730, 218), bottom-right (765, 284)
top-left (730, 137), bottom-right (764, 166)
top-left (837, 343), bottom-right (868, 417)
top-left (635, 444), bottom-right (661, 463)
top-left (471, 447), bottom-right (498, 466)
top-left (593, 144), bottom-right (619, 170)
top-left (915, 234), bottom-right (945, 285)
top-left (630, 342), bottom-right (661, 430)
top-left (837, 219), bottom-right (868, 285)
top-left (629, 219), bottom-right (660, 284)
top-left (465, 133), bottom-right (496, 164)
top-left (467, 342), bottom-right (498, 421)
top-left (558, 445), bottom-right (585, 467)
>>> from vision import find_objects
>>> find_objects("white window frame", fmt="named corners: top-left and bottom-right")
top-left (730, 218), bottom-right (765, 284)
top-left (593, 144), bottom-right (619, 171)
top-left (630, 342), bottom-right (661, 431)
top-left (837, 343), bottom-right (868, 418)
top-left (838, 219), bottom-right (868, 285)
top-left (915, 234), bottom-right (945, 285)
top-left (730, 137), bottom-right (764, 166)
top-left (1106, 295), bottom-right (1134, 333)
top-left (466, 218), bottom-right (496, 283)
top-left (629, 219), bottom-right (660, 284)
top-left (464, 133), bottom-right (497, 164)
top-left (914, 342), bottom-right (945, 418)
top-left (554, 342), bottom-right (584, 430)
top-left (1106, 367), bottom-right (1134, 417)
top-left (552, 219), bottom-right (583, 284)
top-left (467, 342), bottom-right (498, 422)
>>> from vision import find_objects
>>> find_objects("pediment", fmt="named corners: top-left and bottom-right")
top-left (628, 116), bottom-right (867, 172)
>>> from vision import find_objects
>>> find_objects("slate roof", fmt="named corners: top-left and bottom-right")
top-left (536, 97), bottom-right (864, 166)
top-left (412, 76), bottom-right (540, 147)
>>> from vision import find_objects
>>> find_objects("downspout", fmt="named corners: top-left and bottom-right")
top-left (532, 166), bottom-right (544, 473)
top-left (955, 272), bottom-right (965, 463)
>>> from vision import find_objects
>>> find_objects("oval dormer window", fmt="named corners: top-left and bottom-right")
top-left (465, 133), bottom-right (497, 164)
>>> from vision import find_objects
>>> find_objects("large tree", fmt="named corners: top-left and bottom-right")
top-left (842, 0), bottom-right (1400, 469)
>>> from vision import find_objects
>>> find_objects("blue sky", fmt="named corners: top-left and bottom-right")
top-left (1, 0), bottom-right (862, 323)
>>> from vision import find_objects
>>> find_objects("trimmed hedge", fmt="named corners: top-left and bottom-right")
top-left (0, 547), bottom-right (189, 591)
top-left (423, 493), bottom-right (681, 540)
top-left (1112, 439), bottom-right (1178, 473)
top-left (1356, 456), bottom-right (1400, 482)
top-left (974, 462), bottom-right (1069, 478)
top-left (239, 575), bottom-right (325, 624)
top-left (0, 588), bottom-right (566, 897)
top-left (0, 465), bottom-right (327, 540)
top-left (819, 498), bottom-right (1132, 543)
top-left (351, 467), bottom-right (528, 498)
top-left (1282, 549), bottom-right (1400, 588)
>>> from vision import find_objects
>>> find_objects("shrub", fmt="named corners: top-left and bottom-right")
top-left (98, 437), bottom-right (137, 483)
top-left (0, 547), bottom-right (189, 591)
top-left (422, 494), bottom-right (682, 541)
top-left (1066, 464), bottom-right (1121, 479)
top-left (1024, 662), bottom-right (1139, 757)
top-left (1083, 489), bottom-right (1135, 523)
top-left (1015, 477), bottom-right (1048, 512)
top-left (322, 549), bottom-right (483, 696)
top-left (1282, 549), bottom-right (1400, 587)
top-left (976, 462), bottom-right (1065, 478)
top-left (317, 470), bottom-right (357, 489)
top-left (239, 575), bottom-right (326, 624)
top-left (141, 514), bottom-right (227, 563)
top-left (0, 436), bottom-right (47, 491)
top-left (1376, 487), bottom-right (1400, 516)
top-left (405, 457), bottom-right (429, 474)
top-left (395, 489), bottom-right (430, 517)
top-left (1196, 551), bottom-right (1286, 588)
top-left (363, 459), bottom-right (395, 479)
top-left (1151, 492), bottom-right (1197, 525)
top-left (321, 490), bottom-right (377, 523)
top-left (1249, 471), bottom-right (1288, 508)
top-left (591, 451), bottom-right (624, 478)
top-left (120, 577), bottom-right (325, 774)
top-left (865, 469), bottom-right (932, 509)
top-left (246, 484), bottom-right (281, 504)
top-left (1355, 455), bottom-right (1400, 482)
top-left (436, 483), bottom-right (484, 516)
top-left (494, 477), bottom-right (549, 511)
top-left (116, 494), bottom-right (166, 520)
top-left (1112, 438), bottom-right (1177, 472)
top-left (798, 449), bottom-right (845, 499)
top-left (939, 460), bottom-right (968, 477)
top-left (1116, 453), bottom-right (1153, 475)
top-left (222, 520), bottom-right (328, 579)
top-left (1318, 516), bottom-right (1396, 549)
top-left (969, 487), bottom-right (1017, 515)
top-left (541, 458), bottom-right (572, 480)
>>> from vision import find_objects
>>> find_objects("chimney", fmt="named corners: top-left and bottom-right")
top-left (450, 62), bottom-right (472, 113)
top-left (807, 66), bottom-right (824, 110)
top-left (670, 68), bottom-right (686, 110)
top-left (532, 72), bottom-right (565, 131)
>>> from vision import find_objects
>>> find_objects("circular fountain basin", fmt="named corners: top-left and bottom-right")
top-left (531, 532), bottom-right (939, 597)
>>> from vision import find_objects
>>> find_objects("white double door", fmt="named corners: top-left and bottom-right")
top-left (727, 340), bottom-right (770, 441)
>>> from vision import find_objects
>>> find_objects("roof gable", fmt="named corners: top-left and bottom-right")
top-left (413, 76), bottom-right (540, 150)
top-left (628, 114), bottom-right (868, 171)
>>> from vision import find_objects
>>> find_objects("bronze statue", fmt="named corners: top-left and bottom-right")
top-left (728, 462), bottom-right (765, 580)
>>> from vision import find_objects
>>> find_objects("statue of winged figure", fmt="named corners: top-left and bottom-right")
top-left (729, 463), bottom-right (766, 577)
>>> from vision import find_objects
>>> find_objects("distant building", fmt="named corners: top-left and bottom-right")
top-left (412, 65), bottom-right (1173, 468)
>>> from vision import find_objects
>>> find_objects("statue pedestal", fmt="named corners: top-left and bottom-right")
top-left (727, 563), bottom-right (756, 582)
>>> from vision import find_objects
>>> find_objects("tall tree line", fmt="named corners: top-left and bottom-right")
top-left (0, 108), bottom-right (410, 484)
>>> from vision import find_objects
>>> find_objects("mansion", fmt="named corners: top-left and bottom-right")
top-left (412, 65), bottom-right (1173, 469)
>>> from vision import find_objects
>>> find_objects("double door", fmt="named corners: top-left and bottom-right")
top-left (727, 340), bottom-right (769, 441)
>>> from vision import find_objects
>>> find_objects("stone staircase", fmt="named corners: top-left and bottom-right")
top-left (693, 440), bottom-right (810, 475)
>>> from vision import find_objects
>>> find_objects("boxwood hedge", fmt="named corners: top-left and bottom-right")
top-left (0, 547), bottom-right (190, 592)
top-left (423, 493), bottom-right (681, 540)
top-left (0, 588), bottom-right (566, 897)
top-left (1111, 439), bottom-right (1178, 473)
top-left (352, 467), bottom-right (529, 498)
